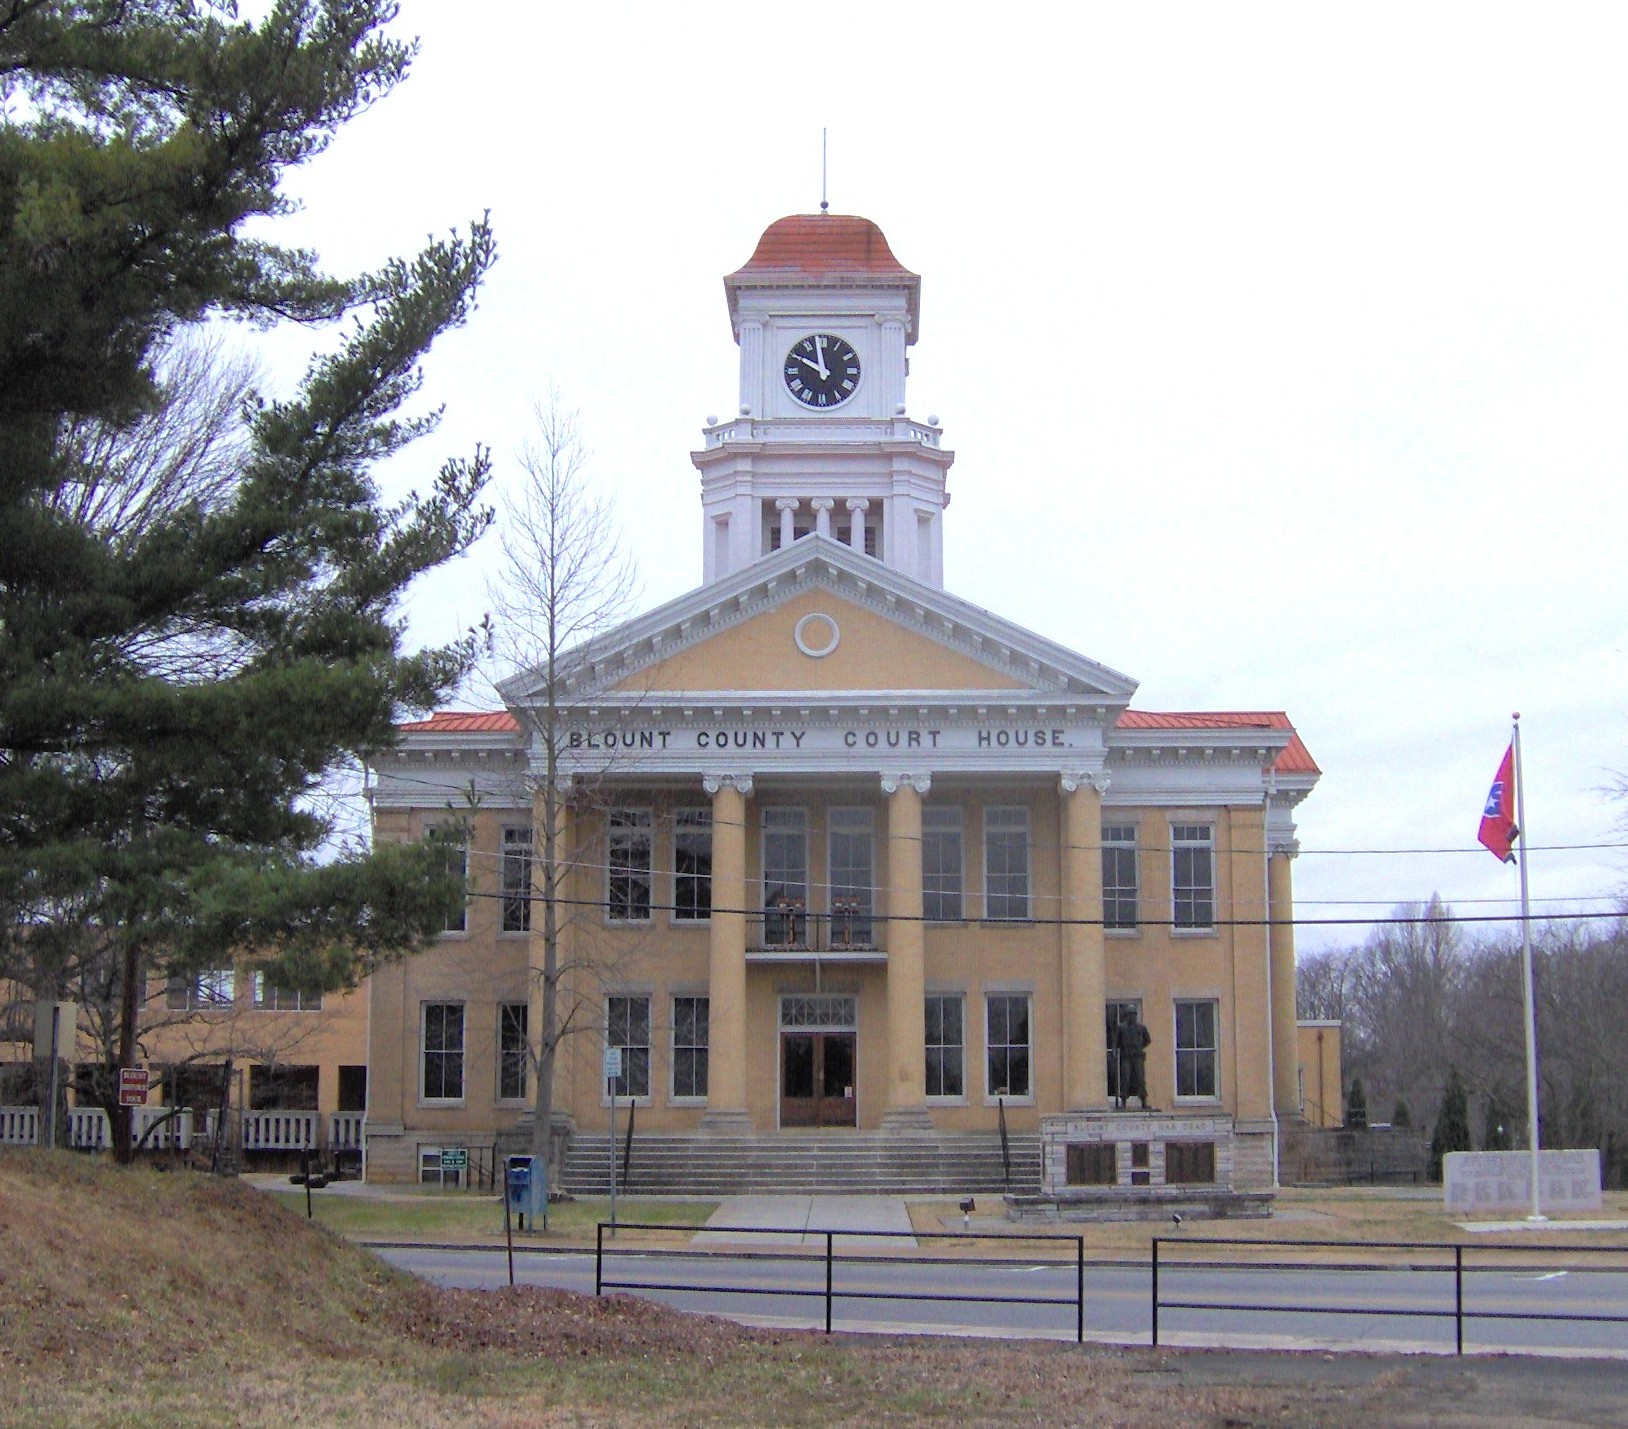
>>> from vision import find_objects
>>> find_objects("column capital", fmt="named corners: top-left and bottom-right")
top-left (553, 774), bottom-right (575, 796)
top-left (1268, 832), bottom-right (1300, 858)
top-left (702, 772), bottom-right (754, 798)
top-left (1059, 769), bottom-right (1110, 796)
top-left (774, 497), bottom-right (800, 513)
top-left (844, 497), bottom-right (871, 513)
top-left (880, 772), bottom-right (932, 796)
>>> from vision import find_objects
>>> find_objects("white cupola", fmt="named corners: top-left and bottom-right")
top-left (692, 214), bottom-right (954, 587)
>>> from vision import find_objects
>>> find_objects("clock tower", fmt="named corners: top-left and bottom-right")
top-left (693, 214), bottom-right (955, 587)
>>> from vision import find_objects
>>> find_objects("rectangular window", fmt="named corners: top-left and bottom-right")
top-left (673, 809), bottom-right (712, 922)
top-left (1103, 824), bottom-right (1139, 931)
top-left (607, 809), bottom-right (652, 922)
top-left (432, 830), bottom-right (468, 934)
top-left (498, 1002), bottom-right (528, 1101)
top-left (1174, 999), bottom-right (1219, 1099)
top-left (762, 807), bottom-right (808, 945)
top-left (924, 993), bottom-right (965, 1098)
top-left (828, 806), bottom-right (874, 946)
top-left (501, 826), bottom-right (533, 933)
top-left (985, 993), bottom-right (1032, 1098)
top-left (166, 969), bottom-right (234, 1011)
top-left (672, 995), bottom-right (709, 1099)
top-left (607, 995), bottom-right (650, 1099)
top-left (1172, 824), bottom-right (1215, 931)
top-left (983, 807), bottom-right (1030, 920)
top-left (252, 972), bottom-right (321, 1012)
top-left (419, 1147), bottom-right (465, 1189)
top-left (921, 807), bottom-right (964, 921)
top-left (421, 1002), bottom-right (465, 1102)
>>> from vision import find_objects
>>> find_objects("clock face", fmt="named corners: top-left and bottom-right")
top-left (783, 333), bottom-right (862, 409)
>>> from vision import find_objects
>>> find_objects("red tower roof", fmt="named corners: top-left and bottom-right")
top-left (725, 214), bottom-right (921, 341)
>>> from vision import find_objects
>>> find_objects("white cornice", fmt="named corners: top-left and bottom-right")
top-left (496, 536), bottom-right (1139, 709)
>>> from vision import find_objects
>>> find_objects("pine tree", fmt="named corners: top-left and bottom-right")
top-left (1, 1), bottom-right (495, 1157)
top-left (1392, 1099), bottom-right (1412, 1129)
top-left (1430, 1066), bottom-right (1472, 1180)
top-left (1345, 1076), bottom-right (1368, 1129)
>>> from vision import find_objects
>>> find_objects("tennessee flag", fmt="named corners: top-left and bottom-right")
top-left (1478, 743), bottom-right (1519, 863)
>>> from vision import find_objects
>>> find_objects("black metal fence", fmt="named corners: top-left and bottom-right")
top-left (1151, 1236), bottom-right (1628, 1355)
top-left (595, 1221), bottom-right (1088, 1340)
top-left (589, 1223), bottom-right (1628, 1354)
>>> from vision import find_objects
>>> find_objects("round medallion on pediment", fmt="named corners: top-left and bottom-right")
top-left (793, 611), bottom-right (841, 659)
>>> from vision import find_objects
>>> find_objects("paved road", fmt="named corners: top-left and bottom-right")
top-left (376, 1240), bottom-right (1628, 1357)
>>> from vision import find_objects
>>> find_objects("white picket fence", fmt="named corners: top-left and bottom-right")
top-left (0, 1106), bottom-right (38, 1145)
top-left (1, 1104), bottom-right (362, 1156)
top-left (240, 1109), bottom-right (317, 1151)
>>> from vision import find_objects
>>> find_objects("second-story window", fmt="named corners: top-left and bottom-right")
top-left (1102, 824), bottom-right (1139, 931)
top-left (607, 809), bottom-right (652, 921)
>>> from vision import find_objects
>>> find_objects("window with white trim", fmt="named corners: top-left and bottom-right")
top-left (501, 826), bottom-right (532, 933)
top-left (672, 995), bottom-right (709, 1099)
top-left (1174, 999), bottom-right (1219, 1099)
top-left (498, 1002), bottom-right (528, 1101)
top-left (828, 806), bottom-right (874, 945)
top-left (921, 806), bottom-right (963, 921)
top-left (418, 1147), bottom-right (466, 1189)
top-left (673, 809), bottom-right (712, 922)
top-left (421, 1002), bottom-right (465, 1101)
top-left (1102, 824), bottom-right (1139, 931)
top-left (924, 993), bottom-right (964, 1098)
top-left (252, 972), bottom-right (321, 1011)
top-left (1171, 824), bottom-right (1214, 931)
top-left (166, 969), bottom-right (235, 1011)
top-left (986, 993), bottom-right (1032, 1098)
top-left (607, 809), bottom-right (652, 922)
top-left (428, 827), bottom-right (468, 934)
top-left (983, 807), bottom-right (1030, 920)
top-left (607, 995), bottom-right (650, 1098)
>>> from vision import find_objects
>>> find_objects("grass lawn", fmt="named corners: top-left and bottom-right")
top-left (262, 1184), bottom-right (716, 1242)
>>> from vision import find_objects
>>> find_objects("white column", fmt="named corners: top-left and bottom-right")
top-left (775, 497), bottom-right (798, 549)
top-left (810, 497), bottom-right (835, 540)
top-left (845, 498), bottom-right (869, 554)
top-left (738, 319), bottom-right (764, 418)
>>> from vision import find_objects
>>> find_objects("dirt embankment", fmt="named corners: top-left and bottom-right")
top-left (1, 1152), bottom-right (1621, 1429)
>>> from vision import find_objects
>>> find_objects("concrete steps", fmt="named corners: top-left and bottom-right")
top-left (560, 1130), bottom-right (1042, 1196)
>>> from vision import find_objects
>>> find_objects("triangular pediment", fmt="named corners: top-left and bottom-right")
top-left (496, 537), bottom-right (1138, 711)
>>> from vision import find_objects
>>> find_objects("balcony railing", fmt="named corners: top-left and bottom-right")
top-left (748, 901), bottom-right (881, 955)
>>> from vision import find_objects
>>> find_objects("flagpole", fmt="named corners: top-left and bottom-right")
top-left (1512, 712), bottom-right (1543, 1221)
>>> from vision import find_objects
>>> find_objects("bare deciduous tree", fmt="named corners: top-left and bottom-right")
top-left (488, 399), bottom-right (637, 1194)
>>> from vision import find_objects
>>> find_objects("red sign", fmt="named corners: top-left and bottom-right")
top-left (118, 1067), bottom-right (149, 1107)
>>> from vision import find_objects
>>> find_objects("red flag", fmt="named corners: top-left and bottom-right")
top-left (1478, 743), bottom-right (1519, 862)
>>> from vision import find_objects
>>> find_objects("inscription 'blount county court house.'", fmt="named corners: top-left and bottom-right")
top-left (567, 725), bottom-right (1091, 755)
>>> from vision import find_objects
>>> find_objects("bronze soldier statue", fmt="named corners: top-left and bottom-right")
top-left (1115, 1008), bottom-right (1152, 1110)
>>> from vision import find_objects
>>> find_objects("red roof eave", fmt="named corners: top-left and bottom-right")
top-left (1115, 710), bottom-right (1319, 777)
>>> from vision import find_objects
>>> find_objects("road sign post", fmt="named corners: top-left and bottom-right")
top-left (603, 1046), bottom-right (622, 1236)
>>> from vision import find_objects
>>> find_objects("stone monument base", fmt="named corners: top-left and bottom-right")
top-left (1009, 1108), bottom-right (1274, 1223)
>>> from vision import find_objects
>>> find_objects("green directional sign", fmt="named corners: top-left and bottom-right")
top-left (439, 1146), bottom-right (468, 1171)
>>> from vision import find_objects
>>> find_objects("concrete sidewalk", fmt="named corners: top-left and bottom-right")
top-left (694, 1194), bottom-right (916, 1250)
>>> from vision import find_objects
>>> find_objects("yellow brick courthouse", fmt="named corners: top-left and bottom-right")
top-left (362, 215), bottom-right (1320, 1198)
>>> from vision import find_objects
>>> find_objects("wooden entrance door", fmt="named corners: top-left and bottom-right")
top-left (780, 1032), bottom-right (857, 1128)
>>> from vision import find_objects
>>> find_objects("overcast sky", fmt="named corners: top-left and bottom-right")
top-left (260, 2), bottom-right (1626, 953)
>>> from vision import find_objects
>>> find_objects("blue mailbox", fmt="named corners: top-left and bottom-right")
top-left (505, 1154), bottom-right (545, 1219)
